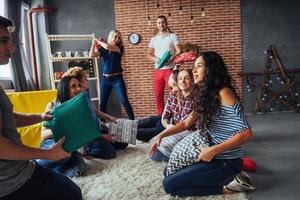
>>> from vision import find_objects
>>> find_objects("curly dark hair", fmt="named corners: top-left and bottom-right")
top-left (192, 51), bottom-right (238, 130)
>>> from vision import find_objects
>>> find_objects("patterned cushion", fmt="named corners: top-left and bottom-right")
top-left (174, 51), bottom-right (197, 64)
top-left (157, 130), bottom-right (191, 157)
top-left (166, 130), bottom-right (210, 176)
top-left (106, 119), bottom-right (138, 145)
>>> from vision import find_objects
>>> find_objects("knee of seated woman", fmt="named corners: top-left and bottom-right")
top-left (162, 178), bottom-right (176, 195)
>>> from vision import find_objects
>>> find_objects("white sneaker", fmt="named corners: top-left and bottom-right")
top-left (225, 171), bottom-right (256, 192)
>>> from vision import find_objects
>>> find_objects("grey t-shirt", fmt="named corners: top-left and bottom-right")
top-left (0, 87), bottom-right (35, 197)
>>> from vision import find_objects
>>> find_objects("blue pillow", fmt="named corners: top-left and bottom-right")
top-left (44, 92), bottom-right (100, 152)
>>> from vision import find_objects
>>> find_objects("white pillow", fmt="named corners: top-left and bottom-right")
top-left (158, 130), bottom-right (190, 158)
top-left (166, 130), bottom-right (210, 176)
top-left (106, 119), bottom-right (138, 145)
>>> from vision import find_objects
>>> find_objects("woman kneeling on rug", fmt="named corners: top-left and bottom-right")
top-left (150, 51), bottom-right (253, 196)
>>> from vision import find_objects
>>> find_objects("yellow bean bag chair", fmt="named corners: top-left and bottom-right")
top-left (7, 90), bottom-right (57, 148)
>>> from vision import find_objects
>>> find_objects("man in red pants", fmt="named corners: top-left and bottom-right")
top-left (147, 15), bottom-right (181, 114)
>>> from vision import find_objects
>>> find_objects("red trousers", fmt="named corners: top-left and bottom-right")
top-left (154, 69), bottom-right (172, 114)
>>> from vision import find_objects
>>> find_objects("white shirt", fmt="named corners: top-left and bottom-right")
top-left (148, 32), bottom-right (180, 69)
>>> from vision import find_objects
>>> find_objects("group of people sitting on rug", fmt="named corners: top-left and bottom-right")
top-left (0, 15), bottom-right (255, 200)
top-left (37, 52), bottom-right (255, 197)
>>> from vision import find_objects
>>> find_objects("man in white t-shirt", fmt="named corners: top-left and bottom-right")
top-left (147, 15), bottom-right (181, 114)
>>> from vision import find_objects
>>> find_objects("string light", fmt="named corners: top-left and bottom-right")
top-left (146, 0), bottom-right (151, 28)
top-left (147, 16), bottom-right (151, 27)
top-left (179, 0), bottom-right (183, 14)
top-left (201, 0), bottom-right (205, 17)
top-left (201, 7), bottom-right (205, 17)
top-left (168, 0), bottom-right (171, 16)
top-left (190, 0), bottom-right (194, 24)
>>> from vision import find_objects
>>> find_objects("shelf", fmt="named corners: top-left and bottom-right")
top-left (53, 77), bottom-right (98, 83)
top-left (47, 34), bottom-right (94, 41)
top-left (51, 57), bottom-right (91, 62)
top-left (46, 33), bottom-right (100, 105)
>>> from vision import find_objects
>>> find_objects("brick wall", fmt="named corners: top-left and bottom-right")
top-left (114, 0), bottom-right (242, 117)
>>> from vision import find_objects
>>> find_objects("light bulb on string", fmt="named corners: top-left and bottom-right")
top-left (179, 0), bottom-right (183, 14)
top-left (277, 75), bottom-right (281, 81)
top-left (168, 0), bottom-right (171, 17)
top-left (190, 15), bottom-right (194, 24)
top-left (190, 0), bottom-right (194, 24)
top-left (201, 7), bottom-right (205, 17)
top-left (268, 67), bottom-right (273, 72)
top-left (147, 16), bottom-right (151, 28)
top-left (146, 0), bottom-right (151, 29)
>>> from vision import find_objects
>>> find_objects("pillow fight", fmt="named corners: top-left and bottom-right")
top-left (0, 15), bottom-right (255, 200)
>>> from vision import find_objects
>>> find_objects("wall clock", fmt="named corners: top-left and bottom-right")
top-left (128, 32), bottom-right (140, 45)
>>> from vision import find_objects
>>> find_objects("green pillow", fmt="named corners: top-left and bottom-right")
top-left (157, 51), bottom-right (172, 69)
top-left (44, 92), bottom-right (100, 152)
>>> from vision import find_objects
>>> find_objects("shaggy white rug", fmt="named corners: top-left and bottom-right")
top-left (73, 142), bottom-right (249, 200)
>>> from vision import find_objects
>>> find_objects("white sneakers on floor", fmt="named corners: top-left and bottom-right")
top-left (225, 171), bottom-right (256, 192)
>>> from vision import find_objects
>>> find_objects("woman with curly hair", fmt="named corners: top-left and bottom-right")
top-left (150, 51), bottom-right (253, 196)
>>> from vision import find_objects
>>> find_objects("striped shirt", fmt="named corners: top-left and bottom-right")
top-left (208, 101), bottom-right (250, 159)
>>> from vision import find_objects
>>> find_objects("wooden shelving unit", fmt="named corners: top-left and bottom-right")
top-left (46, 34), bottom-right (100, 102)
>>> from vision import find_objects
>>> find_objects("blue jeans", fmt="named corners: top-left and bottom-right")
top-left (0, 164), bottom-right (82, 200)
top-left (149, 149), bottom-right (169, 162)
top-left (137, 115), bottom-right (165, 142)
top-left (36, 139), bottom-right (86, 177)
top-left (100, 75), bottom-right (134, 119)
top-left (163, 158), bottom-right (243, 197)
top-left (84, 137), bottom-right (128, 159)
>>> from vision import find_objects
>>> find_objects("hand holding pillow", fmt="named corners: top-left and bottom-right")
top-left (157, 51), bottom-right (172, 69)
